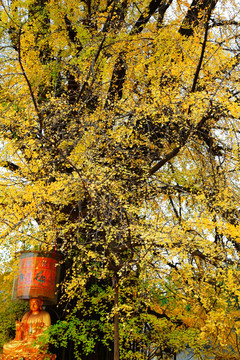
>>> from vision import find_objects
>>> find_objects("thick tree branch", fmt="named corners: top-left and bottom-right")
top-left (191, 9), bottom-right (210, 92)
top-left (18, 28), bottom-right (43, 134)
top-left (149, 102), bottom-right (224, 176)
top-left (0, 161), bottom-right (19, 171)
top-left (64, 15), bottom-right (83, 52)
top-left (131, 0), bottom-right (172, 35)
top-left (179, 0), bottom-right (218, 37)
top-left (106, 0), bottom-right (171, 107)
top-left (76, 34), bottom-right (106, 104)
top-left (105, 52), bottom-right (126, 106)
top-left (149, 146), bottom-right (182, 176)
top-left (147, 306), bottom-right (184, 326)
top-left (191, 15), bottom-right (210, 92)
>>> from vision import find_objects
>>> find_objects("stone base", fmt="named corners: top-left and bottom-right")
top-left (0, 354), bottom-right (56, 360)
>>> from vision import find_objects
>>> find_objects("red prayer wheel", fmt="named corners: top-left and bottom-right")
top-left (14, 251), bottom-right (62, 304)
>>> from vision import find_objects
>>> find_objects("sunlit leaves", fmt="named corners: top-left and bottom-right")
top-left (0, 0), bottom-right (239, 358)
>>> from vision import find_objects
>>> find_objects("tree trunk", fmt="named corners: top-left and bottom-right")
top-left (114, 276), bottom-right (119, 360)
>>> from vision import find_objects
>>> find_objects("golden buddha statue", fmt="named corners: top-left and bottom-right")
top-left (1, 298), bottom-right (56, 360)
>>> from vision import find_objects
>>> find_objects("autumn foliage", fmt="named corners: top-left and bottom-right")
top-left (0, 0), bottom-right (240, 359)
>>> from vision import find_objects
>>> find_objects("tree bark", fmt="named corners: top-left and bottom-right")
top-left (113, 276), bottom-right (119, 360)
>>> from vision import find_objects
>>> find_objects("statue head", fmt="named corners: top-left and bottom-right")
top-left (29, 298), bottom-right (43, 313)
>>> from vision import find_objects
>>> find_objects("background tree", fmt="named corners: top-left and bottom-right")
top-left (0, 0), bottom-right (239, 359)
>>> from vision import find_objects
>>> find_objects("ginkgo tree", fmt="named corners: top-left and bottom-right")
top-left (0, 0), bottom-right (239, 359)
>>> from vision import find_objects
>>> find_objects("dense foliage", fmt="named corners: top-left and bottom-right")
top-left (0, 0), bottom-right (240, 359)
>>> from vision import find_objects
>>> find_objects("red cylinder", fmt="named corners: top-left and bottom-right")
top-left (15, 251), bottom-right (61, 304)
